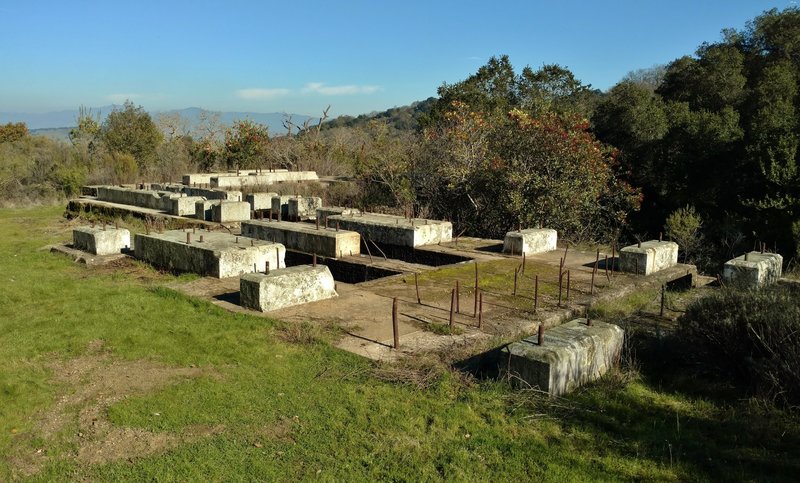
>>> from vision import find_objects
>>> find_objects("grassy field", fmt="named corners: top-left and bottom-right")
top-left (1, 206), bottom-right (799, 481)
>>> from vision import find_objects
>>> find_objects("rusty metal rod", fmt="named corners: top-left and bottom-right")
top-left (477, 291), bottom-right (483, 328)
top-left (393, 297), bottom-right (399, 349)
top-left (449, 289), bottom-right (455, 329)
top-left (534, 275), bottom-right (539, 312)
top-left (538, 324), bottom-right (544, 345)
top-left (415, 272), bottom-right (421, 304)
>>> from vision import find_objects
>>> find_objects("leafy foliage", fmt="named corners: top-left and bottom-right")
top-left (98, 101), bottom-right (163, 175)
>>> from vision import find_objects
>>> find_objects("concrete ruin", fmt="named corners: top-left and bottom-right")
top-left (271, 195), bottom-right (295, 220)
top-left (327, 213), bottom-right (452, 247)
top-left (210, 171), bottom-right (319, 188)
top-left (287, 196), bottom-right (323, 220)
top-left (241, 220), bottom-right (361, 258)
top-left (182, 169), bottom-right (290, 186)
top-left (619, 240), bottom-right (679, 275)
top-left (246, 192), bottom-right (279, 212)
top-left (134, 230), bottom-right (284, 278)
top-left (317, 206), bottom-right (361, 222)
top-left (95, 186), bottom-right (182, 212)
top-left (168, 196), bottom-right (204, 217)
top-left (73, 225), bottom-right (131, 255)
top-left (503, 228), bottom-right (557, 255)
top-left (240, 265), bottom-right (337, 312)
top-left (723, 251), bottom-right (783, 288)
top-left (502, 319), bottom-right (624, 396)
top-left (211, 201), bottom-right (251, 223)
top-left (195, 200), bottom-right (219, 221)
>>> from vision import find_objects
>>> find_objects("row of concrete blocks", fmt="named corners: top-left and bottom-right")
top-left (182, 170), bottom-right (319, 188)
top-left (181, 169), bottom-right (289, 186)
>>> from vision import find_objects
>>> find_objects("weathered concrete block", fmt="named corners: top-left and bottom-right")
top-left (242, 220), bottom-right (361, 258)
top-left (271, 195), bottom-right (295, 220)
top-left (211, 171), bottom-right (319, 188)
top-left (195, 200), bottom-right (220, 221)
top-left (503, 228), bottom-right (557, 255)
top-left (317, 206), bottom-right (361, 222)
top-left (503, 320), bottom-right (624, 396)
top-left (168, 196), bottom-right (204, 216)
top-left (134, 230), bottom-right (285, 278)
top-left (287, 196), bottom-right (323, 220)
top-left (95, 186), bottom-right (180, 211)
top-left (240, 265), bottom-right (337, 312)
top-left (211, 201), bottom-right (251, 222)
top-left (723, 252), bottom-right (783, 288)
top-left (73, 226), bottom-right (131, 255)
top-left (619, 240), bottom-right (679, 275)
top-left (328, 213), bottom-right (452, 247)
top-left (246, 192), bottom-right (279, 211)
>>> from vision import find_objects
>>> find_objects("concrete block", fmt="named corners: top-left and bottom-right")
top-left (134, 230), bottom-right (285, 278)
top-left (503, 228), bottom-right (557, 255)
top-left (246, 192), bottom-right (279, 211)
top-left (95, 186), bottom-right (179, 211)
top-left (212, 201), bottom-right (251, 223)
top-left (240, 265), bottom-right (337, 312)
top-left (619, 240), bottom-right (679, 275)
top-left (317, 206), bottom-right (361, 222)
top-left (73, 226), bottom-right (131, 255)
top-left (211, 171), bottom-right (319, 188)
top-left (168, 196), bottom-right (204, 216)
top-left (287, 196), bottom-right (323, 220)
top-left (195, 200), bottom-right (220, 221)
top-left (723, 251), bottom-right (783, 288)
top-left (328, 213), bottom-right (452, 247)
top-left (271, 195), bottom-right (295, 220)
top-left (242, 220), bottom-right (361, 258)
top-left (502, 320), bottom-right (624, 396)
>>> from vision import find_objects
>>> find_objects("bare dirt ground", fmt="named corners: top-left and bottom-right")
top-left (9, 341), bottom-right (223, 477)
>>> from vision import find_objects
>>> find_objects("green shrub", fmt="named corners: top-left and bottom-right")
top-left (680, 284), bottom-right (800, 406)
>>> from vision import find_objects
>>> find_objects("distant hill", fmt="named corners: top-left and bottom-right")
top-left (30, 127), bottom-right (71, 142)
top-left (321, 97), bottom-right (437, 132)
top-left (1, 106), bottom-right (314, 135)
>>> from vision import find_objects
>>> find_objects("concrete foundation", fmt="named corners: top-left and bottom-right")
top-left (211, 171), bottom-right (319, 188)
top-left (271, 195), bottom-right (295, 220)
top-left (195, 200), bottom-right (219, 221)
top-left (503, 228), bottom-right (557, 255)
top-left (317, 206), bottom-right (361, 222)
top-left (502, 320), bottom-right (624, 396)
top-left (246, 192), bottom-right (279, 212)
top-left (327, 213), bottom-right (452, 247)
top-left (152, 183), bottom-right (243, 202)
top-left (287, 196), bottom-right (323, 220)
top-left (240, 265), bottom-right (337, 312)
top-left (134, 230), bottom-right (285, 278)
top-left (619, 240), bottom-right (679, 275)
top-left (723, 252), bottom-right (783, 288)
top-left (241, 220), bottom-right (361, 258)
top-left (212, 201), bottom-right (251, 223)
top-left (73, 225), bottom-right (131, 255)
top-left (168, 196), bottom-right (204, 216)
top-left (183, 170), bottom-right (289, 186)
top-left (95, 186), bottom-right (182, 212)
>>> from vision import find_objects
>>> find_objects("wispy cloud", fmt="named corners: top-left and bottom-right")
top-left (303, 82), bottom-right (380, 95)
top-left (107, 93), bottom-right (140, 103)
top-left (236, 88), bottom-right (291, 100)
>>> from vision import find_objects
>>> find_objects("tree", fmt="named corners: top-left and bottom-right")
top-left (0, 122), bottom-right (29, 143)
top-left (221, 119), bottom-right (270, 170)
top-left (97, 101), bottom-right (162, 174)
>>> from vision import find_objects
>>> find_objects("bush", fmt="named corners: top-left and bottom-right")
top-left (680, 284), bottom-right (800, 406)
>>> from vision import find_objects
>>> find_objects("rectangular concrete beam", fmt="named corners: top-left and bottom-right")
top-left (327, 213), bottom-right (452, 247)
top-left (211, 171), bottom-right (319, 188)
top-left (73, 226), bottom-right (131, 255)
top-left (317, 206), bottom-right (361, 222)
top-left (723, 251), bottom-right (783, 288)
top-left (134, 230), bottom-right (285, 278)
top-left (288, 196), bottom-right (322, 220)
top-left (246, 192), bottom-right (279, 211)
top-left (619, 240), bottom-right (679, 275)
top-left (503, 319), bottom-right (624, 396)
top-left (503, 228), bottom-right (557, 255)
top-left (168, 196), bottom-right (205, 216)
top-left (195, 200), bottom-right (219, 221)
top-left (271, 195), bottom-right (294, 220)
top-left (212, 201), bottom-right (251, 222)
top-left (241, 220), bottom-right (361, 258)
top-left (240, 265), bottom-right (337, 312)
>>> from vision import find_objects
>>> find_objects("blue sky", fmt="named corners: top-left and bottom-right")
top-left (0, 0), bottom-right (791, 117)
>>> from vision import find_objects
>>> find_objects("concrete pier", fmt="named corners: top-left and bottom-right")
top-left (503, 228), bottom-right (557, 255)
top-left (241, 220), bottom-right (361, 258)
top-left (327, 213), bottom-right (452, 247)
top-left (212, 201), bottom-right (251, 222)
top-left (73, 226), bottom-right (131, 255)
top-left (502, 319), bottom-right (624, 396)
top-left (240, 265), bottom-right (337, 312)
top-left (723, 251), bottom-right (783, 288)
top-left (134, 230), bottom-right (284, 278)
top-left (288, 196), bottom-right (322, 220)
top-left (246, 192), bottom-right (279, 212)
top-left (619, 240), bottom-right (679, 275)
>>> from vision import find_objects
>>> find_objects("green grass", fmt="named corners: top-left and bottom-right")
top-left (1, 206), bottom-right (799, 481)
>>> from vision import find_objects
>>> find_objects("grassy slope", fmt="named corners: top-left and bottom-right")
top-left (0, 206), bottom-right (798, 481)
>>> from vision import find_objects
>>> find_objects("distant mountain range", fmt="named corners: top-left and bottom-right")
top-left (1, 106), bottom-right (315, 136)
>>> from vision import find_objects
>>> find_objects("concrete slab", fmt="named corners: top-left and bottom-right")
top-left (134, 230), bottom-right (285, 278)
top-left (287, 196), bottom-right (322, 220)
top-left (619, 240), bottom-right (678, 275)
top-left (211, 171), bottom-right (319, 188)
top-left (212, 201), bottom-right (251, 222)
top-left (502, 319), bottom-right (624, 396)
top-left (246, 192), bottom-right (279, 211)
top-left (328, 213), bottom-right (452, 247)
top-left (503, 228), bottom-right (557, 255)
top-left (723, 251), bottom-right (783, 288)
top-left (241, 220), bottom-right (361, 258)
top-left (73, 225), bottom-right (131, 255)
top-left (240, 265), bottom-right (337, 312)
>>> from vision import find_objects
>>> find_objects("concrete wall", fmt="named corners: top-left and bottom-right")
top-left (73, 226), bottom-right (130, 255)
top-left (723, 252), bottom-right (783, 288)
top-left (317, 207), bottom-right (361, 223)
top-left (246, 192), bottom-right (279, 211)
top-left (211, 201), bottom-right (251, 222)
top-left (134, 230), bottom-right (285, 278)
top-left (241, 220), bottom-right (361, 258)
top-left (503, 228), bottom-right (557, 255)
top-left (287, 196), bottom-right (323, 220)
top-left (195, 200), bottom-right (220, 221)
top-left (327, 213), bottom-right (452, 247)
top-left (619, 241), bottom-right (679, 275)
top-left (151, 183), bottom-right (242, 201)
top-left (502, 319), bottom-right (624, 396)
top-left (95, 186), bottom-right (181, 212)
top-left (168, 196), bottom-right (205, 216)
top-left (240, 265), bottom-right (337, 312)
top-left (210, 171), bottom-right (319, 188)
